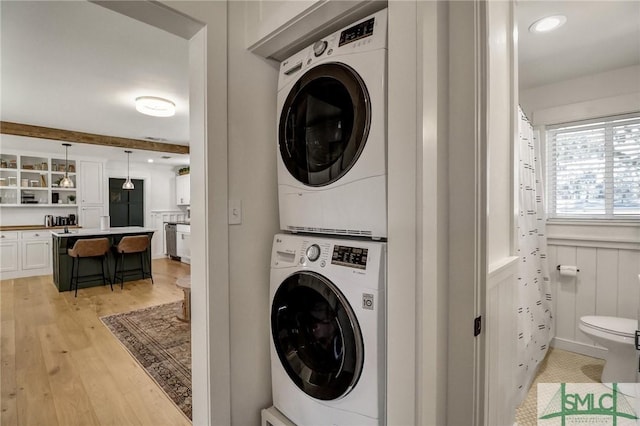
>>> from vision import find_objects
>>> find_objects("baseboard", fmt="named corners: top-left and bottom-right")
top-left (551, 337), bottom-right (607, 360)
top-left (261, 407), bottom-right (296, 426)
top-left (0, 268), bottom-right (52, 280)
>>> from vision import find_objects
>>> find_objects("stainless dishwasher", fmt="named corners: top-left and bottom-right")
top-left (165, 223), bottom-right (178, 259)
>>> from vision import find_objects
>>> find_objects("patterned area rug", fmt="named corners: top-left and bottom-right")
top-left (101, 301), bottom-right (192, 420)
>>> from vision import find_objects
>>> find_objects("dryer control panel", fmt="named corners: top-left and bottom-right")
top-left (339, 17), bottom-right (375, 47)
top-left (277, 8), bottom-right (387, 90)
top-left (331, 245), bottom-right (368, 270)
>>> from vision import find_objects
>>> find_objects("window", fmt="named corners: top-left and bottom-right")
top-left (546, 113), bottom-right (640, 219)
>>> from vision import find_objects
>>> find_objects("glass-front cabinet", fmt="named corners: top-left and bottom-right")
top-left (0, 153), bottom-right (77, 206)
top-left (0, 154), bottom-right (18, 205)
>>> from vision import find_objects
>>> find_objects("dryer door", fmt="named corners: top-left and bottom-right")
top-left (279, 63), bottom-right (371, 187)
top-left (271, 271), bottom-right (364, 400)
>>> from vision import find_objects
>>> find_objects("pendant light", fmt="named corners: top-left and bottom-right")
top-left (122, 150), bottom-right (134, 190)
top-left (59, 143), bottom-right (74, 188)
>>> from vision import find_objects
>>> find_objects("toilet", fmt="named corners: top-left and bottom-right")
top-left (579, 316), bottom-right (637, 383)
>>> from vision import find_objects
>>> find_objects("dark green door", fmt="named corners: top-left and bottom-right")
top-left (109, 178), bottom-right (144, 227)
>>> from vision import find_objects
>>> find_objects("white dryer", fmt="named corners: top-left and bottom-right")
top-left (276, 10), bottom-right (387, 239)
top-left (270, 233), bottom-right (386, 426)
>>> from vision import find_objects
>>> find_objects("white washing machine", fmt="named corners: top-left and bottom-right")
top-left (276, 10), bottom-right (387, 239)
top-left (270, 233), bottom-right (386, 425)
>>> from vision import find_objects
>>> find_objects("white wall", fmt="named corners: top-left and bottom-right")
top-left (487, 0), bottom-right (514, 265)
top-left (519, 64), bottom-right (640, 121)
top-left (415, 1), bottom-right (449, 425)
top-left (485, 2), bottom-right (519, 425)
top-left (387, 3), bottom-right (418, 424)
top-left (227, 2), bottom-right (280, 425)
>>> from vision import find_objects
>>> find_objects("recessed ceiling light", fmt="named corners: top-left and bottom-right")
top-left (529, 15), bottom-right (567, 33)
top-left (147, 159), bottom-right (154, 163)
top-left (135, 96), bottom-right (176, 117)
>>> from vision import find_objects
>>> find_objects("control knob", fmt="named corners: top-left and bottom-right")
top-left (313, 40), bottom-right (328, 57)
top-left (306, 244), bottom-right (321, 262)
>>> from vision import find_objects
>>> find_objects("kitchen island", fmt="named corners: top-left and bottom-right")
top-left (52, 227), bottom-right (155, 292)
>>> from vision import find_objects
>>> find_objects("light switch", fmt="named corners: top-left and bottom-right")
top-left (229, 199), bottom-right (242, 225)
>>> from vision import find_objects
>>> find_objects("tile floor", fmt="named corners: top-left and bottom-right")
top-left (515, 347), bottom-right (604, 425)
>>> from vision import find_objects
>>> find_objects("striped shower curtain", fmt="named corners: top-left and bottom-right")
top-left (515, 107), bottom-right (553, 405)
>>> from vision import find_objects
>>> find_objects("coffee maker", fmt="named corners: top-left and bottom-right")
top-left (69, 214), bottom-right (76, 225)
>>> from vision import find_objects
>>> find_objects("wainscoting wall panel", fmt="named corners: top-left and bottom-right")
top-left (548, 231), bottom-right (640, 358)
top-left (485, 256), bottom-right (519, 426)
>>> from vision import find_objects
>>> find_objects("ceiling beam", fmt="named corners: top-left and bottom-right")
top-left (0, 121), bottom-right (189, 154)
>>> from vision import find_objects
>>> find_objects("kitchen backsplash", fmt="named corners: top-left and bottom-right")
top-left (0, 206), bottom-right (78, 227)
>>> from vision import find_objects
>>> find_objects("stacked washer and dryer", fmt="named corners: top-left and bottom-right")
top-left (269, 9), bottom-right (388, 426)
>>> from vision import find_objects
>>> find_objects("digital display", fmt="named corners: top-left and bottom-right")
top-left (338, 17), bottom-right (375, 47)
top-left (331, 245), bottom-right (368, 269)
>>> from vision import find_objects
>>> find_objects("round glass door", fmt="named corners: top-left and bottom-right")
top-left (271, 271), bottom-right (364, 400)
top-left (279, 63), bottom-right (371, 187)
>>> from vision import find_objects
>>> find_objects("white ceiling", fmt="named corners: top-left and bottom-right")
top-left (517, 0), bottom-right (640, 89)
top-left (1, 1), bottom-right (638, 164)
top-left (0, 0), bottom-right (189, 165)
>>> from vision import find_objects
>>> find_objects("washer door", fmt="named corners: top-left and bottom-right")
top-left (279, 63), bottom-right (371, 187)
top-left (271, 271), bottom-right (364, 400)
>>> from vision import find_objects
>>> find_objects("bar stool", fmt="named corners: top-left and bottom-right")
top-left (113, 235), bottom-right (153, 289)
top-left (68, 238), bottom-right (112, 297)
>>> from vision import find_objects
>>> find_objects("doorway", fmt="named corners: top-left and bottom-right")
top-left (109, 178), bottom-right (144, 227)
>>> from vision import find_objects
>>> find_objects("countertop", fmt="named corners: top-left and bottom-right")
top-left (50, 226), bottom-right (155, 237)
top-left (0, 225), bottom-right (82, 232)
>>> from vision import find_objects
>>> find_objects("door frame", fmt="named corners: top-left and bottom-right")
top-left (93, 2), bottom-right (230, 424)
top-left (392, 1), bottom-right (489, 424)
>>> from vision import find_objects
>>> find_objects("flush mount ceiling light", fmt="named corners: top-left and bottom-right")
top-left (123, 150), bottom-right (135, 190)
top-left (529, 15), bottom-right (567, 33)
top-left (135, 96), bottom-right (176, 117)
top-left (59, 143), bottom-right (74, 188)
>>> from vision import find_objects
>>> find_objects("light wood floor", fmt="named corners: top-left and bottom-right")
top-left (1, 258), bottom-right (192, 426)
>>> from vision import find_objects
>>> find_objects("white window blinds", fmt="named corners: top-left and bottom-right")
top-left (546, 113), bottom-right (640, 218)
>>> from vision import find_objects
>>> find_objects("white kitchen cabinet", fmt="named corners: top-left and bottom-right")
top-left (0, 230), bottom-right (53, 278)
top-left (176, 174), bottom-right (190, 206)
top-left (0, 232), bottom-right (19, 273)
top-left (80, 205), bottom-right (103, 228)
top-left (21, 231), bottom-right (50, 270)
top-left (79, 161), bottom-right (104, 205)
top-left (176, 224), bottom-right (190, 264)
